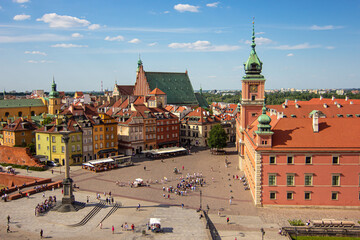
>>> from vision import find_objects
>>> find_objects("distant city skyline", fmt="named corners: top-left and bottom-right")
top-left (0, 0), bottom-right (359, 92)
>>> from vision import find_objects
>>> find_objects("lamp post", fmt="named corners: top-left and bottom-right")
top-left (260, 228), bottom-right (265, 240)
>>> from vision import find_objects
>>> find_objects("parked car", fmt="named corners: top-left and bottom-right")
top-left (47, 161), bottom-right (58, 167)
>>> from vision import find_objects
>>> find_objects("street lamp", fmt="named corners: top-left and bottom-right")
top-left (260, 228), bottom-right (265, 240)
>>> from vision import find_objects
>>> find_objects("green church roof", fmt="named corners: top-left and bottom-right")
top-left (49, 79), bottom-right (60, 98)
top-left (145, 72), bottom-right (199, 105)
top-left (0, 99), bottom-right (45, 109)
top-left (195, 92), bottom-right (209, 109)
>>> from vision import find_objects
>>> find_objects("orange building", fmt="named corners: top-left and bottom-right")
top-left (3, 118), bottom-right (37, 147)
top-left (236, 24), bottom-right (360, 208)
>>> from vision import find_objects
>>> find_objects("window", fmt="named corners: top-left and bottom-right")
top-left (251, 95), bottom-right (256, 101)
top-left (287, 156), bottom-right (294, 164)
top-left (77, 135), bottom-right (80, 141)
top-left (304, 192), bottom-right (311, 200)
top-left (305, 156), bottom-right (312, 164)
top-left (95, 143), bottom-right (98, 149)
top-left (52, 136), bottom-right (56, 143)
top-left (100, 143), bottom-right (103, 148)
top-left (331, 192), bottom-right (338, 200)
top-left (71, 136), bottom-right (75, 142)
top-left (268, 174), bottom-right (276, 186)
top-left (77, 145), bottom-right (80, 151)
top-left (287, 192), bottom-right (294, 200)
top-left (252, 113), bottom-right (257, 117)
top-left (106, 142), bottom-right (109, 148)
top-left (100, 127), bottom-right (103, 131)
top-left (111, 142), bottom-right (114, 147)
top-left (261, 140), bottom-right (268, 145)
top-left (38, 135), bottom-right (40, 140)
top-left (269, 156), bottom-right (276, 164)
top-left (287, 174), bottom-right (295, 186)
top-left (52, 146), bottom-right (56, 152)
top-left (72, 145), bottom-right (75, 152)
top-left (95, 135), bottom-right (98, 141)
top-left (100, 135), bottom-right (103, 140)
top-left (270, 192), bottom-right (276, 200)
top-left (21, 132), bottom-right (25, 136)
top-left (61, 146), bottom-right (65, 153)
top-left (332, 156), bottom-right (339, 164)
top-left (332, 174), bottom-right (340, 186)
top-left (38, 144), bottom-right (40, 150)
top-left (304, 174), bottom-right (313, 186)
top-left (47, 146), bottom-right (49, 150)
top-left (95, 128), bottom-right (98, 132)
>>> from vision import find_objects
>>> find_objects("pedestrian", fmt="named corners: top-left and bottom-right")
top-left (227, 217), bottom-right (229, 224)
top-left (182, 165), bottom-right (184, 170)
top-left (112, 225), bottom-right (114, 234)
top-left (51, 169), bottom-right (54, 174)
top-left (7, 224), bottom-right (10, 233)
top-left (131, 224), bottom-right (134, 231)
top-left (144, 166), bottom-right (146, 171)
top-left (181, 203), bottom-right (184, 208)
top-left (26, 166), bottom-right (29, 172)
top-left (137, 203), bottom-right (141, 210)
top-left (7, 215), bottom-right (10, 224)
top-left (229, 198), bottom-right (232, 205)
top-left (167, 194), bottom-right (170, 199)
top-left (111, 197), bottom-right (114, 204)
top-left (87, 196), bottom-right (89, 203)
top-left (40, 229), bottom-right (43, 239)
top-left (99, 222), bottom-right (102, 229)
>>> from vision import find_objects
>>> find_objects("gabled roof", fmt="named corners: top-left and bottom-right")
top-left (183, 107), bottom-right (221, 124)
top-left (145, 72), bottom-right (198, 105)
top-left (0, 99), bottom-right (45, 108)
top-left (115, 85), bottom-right (134, 95)
top-left (149, 88), bottom-right (166, 95)
top-left (3, 118), bottom-right (37, 131)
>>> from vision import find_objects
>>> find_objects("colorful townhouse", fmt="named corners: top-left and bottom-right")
top-left (2, 118), bottom-right (37, 147)
top-left (35, 117), bottom-right (83, 165)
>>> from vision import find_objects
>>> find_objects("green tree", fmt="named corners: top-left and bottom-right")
top-left (207, 124), bottom-right (228, 150)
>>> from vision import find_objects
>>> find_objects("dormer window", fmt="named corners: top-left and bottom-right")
top-left (251, 63), bottom-right (257, 70)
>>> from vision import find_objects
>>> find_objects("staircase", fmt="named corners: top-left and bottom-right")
top-left (69, 200), bottom-right (106, 227)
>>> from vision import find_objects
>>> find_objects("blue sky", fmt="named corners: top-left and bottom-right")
top-left (0, 0), bottom-right (359, 92)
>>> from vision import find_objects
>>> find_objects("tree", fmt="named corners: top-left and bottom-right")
top-left (207, 124), bottom-right (228, 150)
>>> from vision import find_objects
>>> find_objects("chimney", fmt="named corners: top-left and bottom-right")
top-left (312, 111), bottom-right (319, 133)
top-left (332, 96), bottom-right (335, 101)
top-left (295, 99), bottom-right (297, 103)
top-left (285, 99), bottom-right (288, 105)
top-left (320, 95), bottom-right (323, 100)
top-left (323, 103), bottom-right (328, 108)
top-left (345, 96), bottom-right (349, 101)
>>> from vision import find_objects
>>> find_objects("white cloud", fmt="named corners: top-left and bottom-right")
top-left (88, 24), bottom-right (100, 30)
top-left (310, 25), bottom-right (343, 30)
top-left (174, 4), bottom-right (199, 13)
top-left (206, 2), bottom-right (220, 7)
top-left (37, 13), bottom-right (90, 28)
top-left (105, 35), bottom-right (124, 41)
top-left (13, 14), bottom-right (31, 21)
top-left (168, 40), bottom-right (240, 52)
top-left (207, 75), bottom-right (217, 78)
top-left (0, 34), bottom-right (70, 43)
top-left (13, 0), bottom-right (29, 3)
top-left (287, 53), bottom-right (294, 57)
top-left (325, 46), bottom-right (335, 50)
top-left (27, 60), bottom-right (52, 64)
top-left (51, 43), bottom-right (88, 48)
top-left (148, 42), bottom-right (158, 47)
top-left (71, 33), bottom-right (83, 38)
top-left (273, 43), bottom-right (320, 50)
top-left (245, 37), bottom-right (273, 45)
top-left (163, 11), bottom-right (170, 14)
top-left (128, 38), bottom-right (141, 44)
top-left (24, 50), bottom-right (47, 56)
top-left (256, 32), bottom-right (265, 35)
top-left (0, 6), bottom-right (3, 10)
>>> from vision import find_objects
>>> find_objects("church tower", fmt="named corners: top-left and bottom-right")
top-left (48, 78), bottom-right (61, 115)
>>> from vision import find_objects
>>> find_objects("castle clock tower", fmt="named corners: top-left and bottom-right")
top-left (237, 21), bottom-right (266, 162)
top-left (240, 21), bottom-right (266, 131)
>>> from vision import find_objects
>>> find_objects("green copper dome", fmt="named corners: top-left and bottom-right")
top-left (258, 105), bottom-right (271, 125)
top-left (49, 78), bottom-right (59, 99)
top-left (244, 21), bottom-right (263, 75)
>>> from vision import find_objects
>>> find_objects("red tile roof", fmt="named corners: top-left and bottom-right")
top-left (149, 88), bottom-right (166, 95)
top-left (3, 118), bottom-right (37, 131)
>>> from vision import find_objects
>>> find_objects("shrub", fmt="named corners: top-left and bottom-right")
top-left (288, 219), bottom-right (305, 226)
top-left (0, 162), bottom-right (46, 171)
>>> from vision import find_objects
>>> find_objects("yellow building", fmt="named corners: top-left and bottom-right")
top-left (92, 113), bottom-right (118, 159)
top-left (3, 118), bottom-right (37, 147)
top-left (0, 80), bottom-right (62, 121)
top-left (35, 117), bottom-right (83, 165)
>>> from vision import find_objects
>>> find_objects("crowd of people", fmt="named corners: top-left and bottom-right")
top-left (35, 195), bottom-right (56, 216)
top-left (162, 172), bottom-right (206, 198)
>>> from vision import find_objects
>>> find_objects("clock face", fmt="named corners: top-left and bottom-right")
top-left (250, 85), bottom-right (258, 93)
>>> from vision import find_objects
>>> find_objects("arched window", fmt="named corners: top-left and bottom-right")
top-left (18, 111), bottom-right (22, 117)
top-left (5, 112), bottom-right (9, 117)
top-left (31, 111), bottom-right (35, 116)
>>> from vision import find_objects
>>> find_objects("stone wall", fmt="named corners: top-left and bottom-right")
top-left (0, 145), bottom-right (43, 167)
